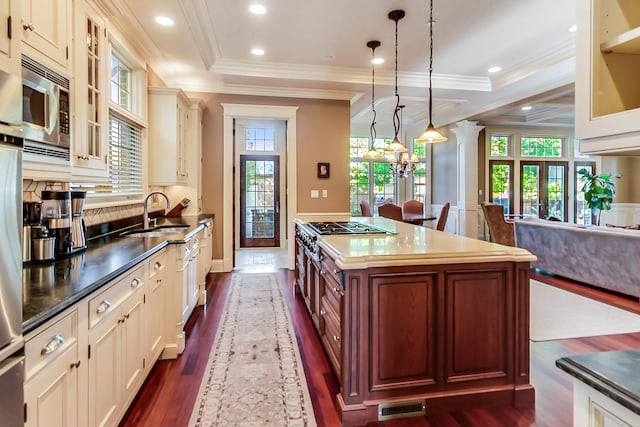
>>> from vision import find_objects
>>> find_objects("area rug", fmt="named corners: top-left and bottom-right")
top-left (188, 272), bottom-right (317, 426)
top-left (530, 279), bottom-right (640, 341)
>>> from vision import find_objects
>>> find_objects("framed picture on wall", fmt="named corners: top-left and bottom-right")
top-left (317, 162), bottom-right (330, 179)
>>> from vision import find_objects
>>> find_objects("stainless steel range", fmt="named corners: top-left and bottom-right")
top-left (296, 221), bottom-right (393, 260)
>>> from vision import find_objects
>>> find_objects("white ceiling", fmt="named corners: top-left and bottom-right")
top-left (101, 0), bottom-right (577, 133)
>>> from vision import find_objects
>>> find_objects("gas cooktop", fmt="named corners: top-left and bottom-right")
top-left (306, 221), bottom-right (394, 235)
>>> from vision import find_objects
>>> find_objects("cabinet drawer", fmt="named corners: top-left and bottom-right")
top-left (321, 255), bottom-right (342, 286)
top-left (89, 266), bottom-right (144, 329)
top-left (25, 309), bottom-right (78, 379)
top-left (148, 250), bottom-right (166, 281)
top-left (322, 273), bottom-right (343, 318)
top-left (321, 299), bottom-right (341, 378)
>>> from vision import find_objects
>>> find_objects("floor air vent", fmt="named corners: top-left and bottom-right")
top-left (378, 399), bottom-right (426, 421)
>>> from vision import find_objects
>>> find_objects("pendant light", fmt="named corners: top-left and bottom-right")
top-left (384, 9), bottom-right (408, 155)
top-left (363, 40), bottom-right (383, 159)
top-left (416, 0), bottom-right (448, 143)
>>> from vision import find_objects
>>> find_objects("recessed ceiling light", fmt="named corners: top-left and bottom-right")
top-left (249, 4), bottom-right (266, 14)
top-left (155, 16), bottom-right (174, 27)
top-left (251, 48), bottom-right (265, 56)
top-left (521, 106), bottom-right (532, 111)
top-left (488, 66), bottom-right (502, 73)
top-left (371, 58), bottom-right (384, 65)
top-left (569, 24), bottom-right (577, 32)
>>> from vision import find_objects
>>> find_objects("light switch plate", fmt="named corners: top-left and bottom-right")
top-left (311, 190), bottom-right (319, 198)
top-left (322, 189), bottom-right (328, 198)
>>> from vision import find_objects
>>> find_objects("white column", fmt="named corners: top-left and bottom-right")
top-left (451, 120), bottom-right (484, 238)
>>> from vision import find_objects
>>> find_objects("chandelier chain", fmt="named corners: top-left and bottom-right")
top-left (392, 15), bottom-right (400, 141)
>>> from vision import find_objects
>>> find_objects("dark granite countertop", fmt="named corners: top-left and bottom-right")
top-left (22, 214), bottom-right (214, 334)
top-left (556, 349), bottom-right (640, 415)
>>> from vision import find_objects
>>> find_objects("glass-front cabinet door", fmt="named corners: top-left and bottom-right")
top-left (72, 2), bottom-right (108, 179)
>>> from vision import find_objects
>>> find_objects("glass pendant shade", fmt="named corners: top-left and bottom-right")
top-left (363, 146), bottom-right (383, 158)
top-left (417, 123), bottom-right (448, 143)
top-left (384, 138), bottom-right (409, 153)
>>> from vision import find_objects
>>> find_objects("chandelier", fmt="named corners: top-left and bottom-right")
top-left (384, 9), bottom-right (417, 178)
top-left (416, 0), bottom-right (447, 143)
top-left (363, 40), bottom-right (383, 159)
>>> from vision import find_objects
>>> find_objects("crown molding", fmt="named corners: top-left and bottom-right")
top-left (178, 0), bottom-right (220, 69)
top-left (211, 59), bottom-right (492, 92)
top-left (215, 83), bottom-right (358, 101)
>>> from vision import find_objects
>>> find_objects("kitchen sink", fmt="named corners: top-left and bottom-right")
top-left (154, 225), bottom-right (190, 232)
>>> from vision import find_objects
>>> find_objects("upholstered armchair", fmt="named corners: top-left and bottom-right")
top-left (481, 202), bottom-right (515, 246)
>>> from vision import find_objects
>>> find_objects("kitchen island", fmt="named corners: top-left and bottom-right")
top-left (294, 216), bottom-right (536, 425)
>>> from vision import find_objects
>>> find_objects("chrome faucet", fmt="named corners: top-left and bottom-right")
top-left (143, 191), bottom-right (171, 229)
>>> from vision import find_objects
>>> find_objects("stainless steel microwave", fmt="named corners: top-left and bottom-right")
top-left (21, 56), bottom-right (70, 149)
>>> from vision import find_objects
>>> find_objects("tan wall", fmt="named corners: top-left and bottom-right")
top-left (187, 92), bottom-right (350, 260)
top-left (601, 156), bottom-right (640, 203)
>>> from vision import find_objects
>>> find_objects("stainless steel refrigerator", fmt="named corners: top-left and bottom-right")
top-left (0, 69), bottom-right (26, 427)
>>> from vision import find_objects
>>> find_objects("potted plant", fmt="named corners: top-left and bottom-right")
top-left (577, 169), bottom-right (620, 226)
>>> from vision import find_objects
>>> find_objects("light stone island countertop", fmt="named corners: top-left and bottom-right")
top-left (295, 216), bottom-right (536, 270)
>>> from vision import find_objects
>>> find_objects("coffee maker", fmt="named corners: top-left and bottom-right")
top-left (41, 190), bottom-right (73, 257)
top-left (70, 190), bottom-right (87, 252)
top-left (22, 201), bottom-right (42, 262)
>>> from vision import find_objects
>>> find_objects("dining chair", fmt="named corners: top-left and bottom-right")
top-left (436, 202), bottom-right (450, 231)
top-left (402, 200), bottom-right (424, 225)
top-left (359, 200), bottom-right (373, 217)
top-left (481, 202), bottom-right (515, 246)
top-left (378, 203), bottom-right (403, 221)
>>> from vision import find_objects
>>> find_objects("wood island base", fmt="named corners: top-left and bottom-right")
top-left (294, 220), bottom-right (536, 426)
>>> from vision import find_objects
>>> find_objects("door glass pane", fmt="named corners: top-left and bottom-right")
top-left (490, 163), bottom-right (511, 214)
top-left (521, 165), bottom-right (540, 217)
top-left (547, 165), bottom-right (566, 221)
top-left (350, 161), bottom-right (369, 215)
top-left (575, 164), bottom-right (594, 225)
top-left (373, 161), bottom-right (395, 212)
top-left (245, 160), bottom-right (275, 238)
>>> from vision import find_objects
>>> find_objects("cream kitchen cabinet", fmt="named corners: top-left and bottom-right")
top-left (145, 249), bottom-right (166, 368)
top-left (188, 232), bottom-right (200, 315)
top-left (20, 0), bottom-right (71, 71)
top-left (87, 265), bottom-right (145, 427)
top-left (0, 0), bottom-right (20, 75)
top-left (24, 308), bottom-right (82, 427)
top-left (197, 219), bottom-right (212, 305)
top-left (71, 0), bottom-right (108, 179)
top-left (576, 0), bottom-right (640, 154)
top-left (148, 87), bottom-right (190, 185)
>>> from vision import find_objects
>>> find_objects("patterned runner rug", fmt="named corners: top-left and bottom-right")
top-left (188, 272), bottom-right (317, 426)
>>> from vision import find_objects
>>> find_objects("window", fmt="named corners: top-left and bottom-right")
top-left (520, 136), bottom-right (563, 158)
top-left (245, 127), bottom-right (275, 151)
top-left (111, 55), bottom-right (131, 110)
top-left (349, 137), bottom-right (427, 215)
top-left (490, 135), bottom-right (510, 157)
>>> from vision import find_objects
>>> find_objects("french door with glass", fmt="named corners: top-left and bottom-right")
top-left (239, 155), bottom-right (280, 247)
top-left (520, 161), bottom-right (568, 220)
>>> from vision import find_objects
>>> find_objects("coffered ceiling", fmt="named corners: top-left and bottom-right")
top-left (99, 0), bottom-right (577, 133)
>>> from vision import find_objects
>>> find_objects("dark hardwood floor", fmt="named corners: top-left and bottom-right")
top-left (120, 269), bottom-right (640, 427)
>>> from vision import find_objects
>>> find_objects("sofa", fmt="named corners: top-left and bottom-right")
top-left (514, 219), bottom-right (640, 298)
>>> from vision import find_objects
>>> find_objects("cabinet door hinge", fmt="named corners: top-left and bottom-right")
top-left (88, 344), bottom-right (91, 359)
top-left (7, 16), bottom-right (11, 40)
top-left (144, 294), bottom-right (146, 304)
top-left (24, 402), bottom-right (27, 423)
top-left (66, 46), bottom-right (69, 59)
top-left (143, 358), bottom-right (146, 369)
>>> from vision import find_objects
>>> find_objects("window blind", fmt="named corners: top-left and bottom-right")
top-left (106, 111), bottom-right (143, 194)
